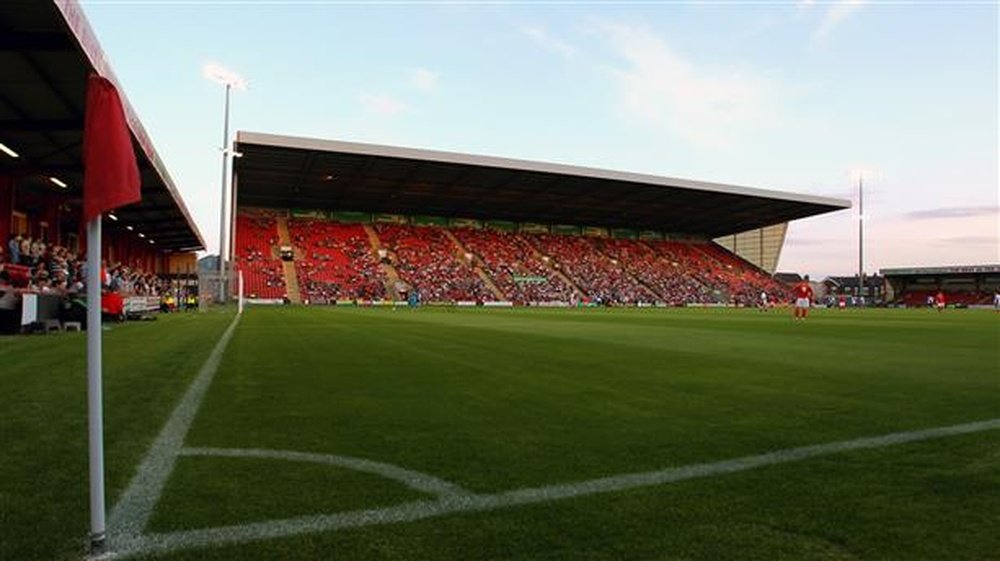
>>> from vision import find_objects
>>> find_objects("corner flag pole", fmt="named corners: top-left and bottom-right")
top-left (238, 269), bottom-right (244, 314)
top-left (86, 217), bottom-right (106, 552)
top-left (82, 72), bottom-right (142, 555)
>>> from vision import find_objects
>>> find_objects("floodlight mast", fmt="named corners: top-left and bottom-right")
top-left (205, 64), bottom-right (245, 304)
top-left (217, 82), bottom-right (231, 303)
top-left (858, 175), bottom-right (864, 303)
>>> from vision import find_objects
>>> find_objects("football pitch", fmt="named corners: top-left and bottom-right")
top-left (2, 306), bottom-right (998, 560)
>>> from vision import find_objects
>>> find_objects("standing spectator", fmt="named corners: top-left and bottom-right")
top-left (8, 235), bottom-right (21, 265)
top-left (19, 236), bottom-right (31, 265)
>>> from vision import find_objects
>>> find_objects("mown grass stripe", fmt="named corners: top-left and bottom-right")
top-left (107, 313), bottom-right (242, 546)
top-left (110, 417), bottom-right (999, 559)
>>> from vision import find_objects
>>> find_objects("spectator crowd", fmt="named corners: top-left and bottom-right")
top-left (2, 234), bottom-right (171, 296)
top-left (289, 219), bottom-right (384, 303)
top-left (231, 213), bottom-right (798, 307)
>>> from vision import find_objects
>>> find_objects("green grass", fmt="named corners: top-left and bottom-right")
top-left (2, 307), bottom-right (998, 560)
top-left (0, 309), bottom-right (236, 561)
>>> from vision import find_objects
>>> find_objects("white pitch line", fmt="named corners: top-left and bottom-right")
top-left (106, 313), bottom-right (242, 548)
top-left (110, 417), bottom-right (999, 559)
top-left (180, 447), bottom-right (471, 497)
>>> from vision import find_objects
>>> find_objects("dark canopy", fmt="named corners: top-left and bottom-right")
top-left (0, 1), bottom-right (203, 251)
top-left (235, 132), bottom-right (849, 237)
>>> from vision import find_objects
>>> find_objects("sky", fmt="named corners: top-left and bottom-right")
top-left (79, 0), bottom-right (998, 278)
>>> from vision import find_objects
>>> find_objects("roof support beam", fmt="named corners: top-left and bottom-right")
top-left (292, 151), bottom-right (318, 192)
top-left (0, 118), bottom-right (81, 132)
top-left (0, 32), bottom-right (74, 51)
top-left (20, 51), bottom-right (81, 118)
top-left (0, 86), bottom-right (74, 170)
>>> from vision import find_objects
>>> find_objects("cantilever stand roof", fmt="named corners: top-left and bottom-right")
top-left (235, 132), bottom-right (850, 237)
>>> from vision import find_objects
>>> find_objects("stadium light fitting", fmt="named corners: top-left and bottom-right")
top-left (49, 176), bottom-right (68, 188)
top-left (125, 225), bottom-right (134, 231)
top-left (137, 232), bottom-right (145, 238)
top-left (108, 213), bottom-right (118, 221)
top-left (0, 142), bottom-right (19, 158)
top-left (202, 62), bottom-right (248, 90)
top-left (148, 239), bottom-right (155, 245)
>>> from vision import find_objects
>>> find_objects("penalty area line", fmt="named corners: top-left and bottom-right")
top-left (116, 417), bottom-right (1000, 559)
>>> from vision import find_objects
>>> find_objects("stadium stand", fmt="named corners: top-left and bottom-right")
top-left (234, 213), bottom-right (286, 299)
top-left (526, 234), bottom-right (656, 304)
top-left (451, 227), bottom-right (575, 303)
top-left (374, 223), bottom-right (494, 303)
top-left (691, 242), bottom-right (794, 305)
top-left (234, 210), bottom-right (806, 307)
top-left (881, 266), bottom-right (1000, 308)
top-left (1, 235), bottom-right (172, 297)
top-left (898, 289), bottom-right (991, 307)
top-left (288, 219), bottom-right (385, 303)
top-left (593, 238), bottom-right (715, 305)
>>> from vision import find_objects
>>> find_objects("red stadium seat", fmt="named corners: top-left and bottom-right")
top-left (234, 213), bottom-right (286, 299)
top-left (288, 219), bottom-right (385, 302)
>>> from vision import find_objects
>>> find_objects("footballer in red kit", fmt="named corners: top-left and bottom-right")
top-left (793, 275), bottom-right (814, 320)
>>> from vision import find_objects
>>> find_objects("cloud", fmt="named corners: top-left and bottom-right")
top-left (813, 0), bottom-right (868, 40)
top-left (408, 68), bottom-right (439, 93)
top-left (521, 25), bottom-right (577, 58)
top-left (596, 22), bottom-right (780, 148)
top-left (903, 206), bottom-right (998, 220)
top-left (933, 235), bottom-right (998, 246)
top-left (784, 237), bottom-right (837, 247)
top-left (357, 93), bottom-right (408, 117)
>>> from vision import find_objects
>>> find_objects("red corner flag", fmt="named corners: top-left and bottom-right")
top-left (82, 74), bottom-right (141, 222)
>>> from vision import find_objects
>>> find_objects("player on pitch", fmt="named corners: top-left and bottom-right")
top-left (935, 290), bottom-right (946, 312)
top-left (793, 275), bottom-right (814, 320)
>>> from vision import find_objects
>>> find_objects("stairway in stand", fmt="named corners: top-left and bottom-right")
top-left (363, 224), bottom-right (402, 300)
top-left (275, 215), bottom-right (301, 304)
top-left (442, 229), bottom-right (507, 301)
top-left (521, 237), bottom-right (585, 297)
top-left (593, 240), bottom-right (664, 302)
top-left (642, 240), bottom-right (715, 294)
top-left (274, 215), bottom-right (292, 247)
